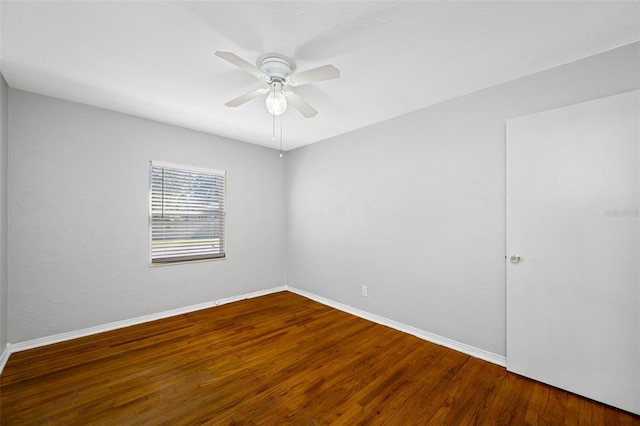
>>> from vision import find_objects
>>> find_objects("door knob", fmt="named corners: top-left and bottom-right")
top-left (510, 254), bottom-right (521, 264)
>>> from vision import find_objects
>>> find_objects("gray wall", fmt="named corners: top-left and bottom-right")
top-left (5, 43), bottom-right (638, 354)
top-left (0, 73), bottom-right (8, 352)
top-left (8, 90), bottom-right (287, 343)
top-left (286, 42), bottom-right (640, 357)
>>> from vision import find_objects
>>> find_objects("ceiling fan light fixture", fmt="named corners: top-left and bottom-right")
top-left (266, 90), bottom-right (287, 115)
top-left (216, 51), bottom-right (337, 118)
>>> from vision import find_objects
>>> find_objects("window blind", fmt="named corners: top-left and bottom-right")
top-left (149, 162), bottom-right (226, 264)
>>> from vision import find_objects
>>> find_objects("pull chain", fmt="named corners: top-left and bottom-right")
top-left (271, 83), bottom-right (276, 142)
top-left (268, 82), bottom-right (283, 158)
top-left (279, 119), bottom-right (283, 158)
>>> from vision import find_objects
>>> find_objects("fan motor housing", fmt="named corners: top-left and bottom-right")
top-left (258, 54), bottom-right (296, 82)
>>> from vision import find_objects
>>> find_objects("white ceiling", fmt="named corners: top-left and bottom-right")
top-left (1, 1), bottom-right (638, 151)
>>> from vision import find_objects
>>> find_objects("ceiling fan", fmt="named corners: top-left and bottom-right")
top-left (215, 51), bottom-right (340, 118)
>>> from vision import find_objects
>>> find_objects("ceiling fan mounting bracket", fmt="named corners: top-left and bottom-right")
top-left (257, 53), bottom-right (296, 83)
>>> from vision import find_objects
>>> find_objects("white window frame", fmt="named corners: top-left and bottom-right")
top-left (148, 161), bottom-right (226, 265)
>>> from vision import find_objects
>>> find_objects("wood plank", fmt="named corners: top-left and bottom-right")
top-left (1, 291), bottom-right (638, 425)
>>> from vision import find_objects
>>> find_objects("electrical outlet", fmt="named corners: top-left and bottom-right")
top-left (361, 285), bottom-right (368, 297)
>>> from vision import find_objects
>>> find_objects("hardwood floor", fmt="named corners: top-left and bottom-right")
top-left (1, 291), bottom-right (638, 425)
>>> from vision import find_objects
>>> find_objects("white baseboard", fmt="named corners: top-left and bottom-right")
top-left (0, 343), bottom-right (11, 375)
top-left (286, 286), bottom-right (506, 367)
top-left (10, 285), bottom-right (287, 354)
top-left (216, 286), bottom-right (287, 306)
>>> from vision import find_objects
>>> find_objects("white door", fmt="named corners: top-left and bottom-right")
top-left (506, 91), bottom-right (639, 415)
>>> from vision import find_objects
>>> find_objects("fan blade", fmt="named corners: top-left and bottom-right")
top-left (215, 51), bottom-right (267, 81)
top-left (225, 88), bottom-right (269, 107)
top-left (286, 64), bottom-right (340, 86)
top-left (285, 91), bottom-right (318, 118)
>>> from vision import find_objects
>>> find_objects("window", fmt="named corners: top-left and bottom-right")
top-left (149, 161), bottom-right (226, 264)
